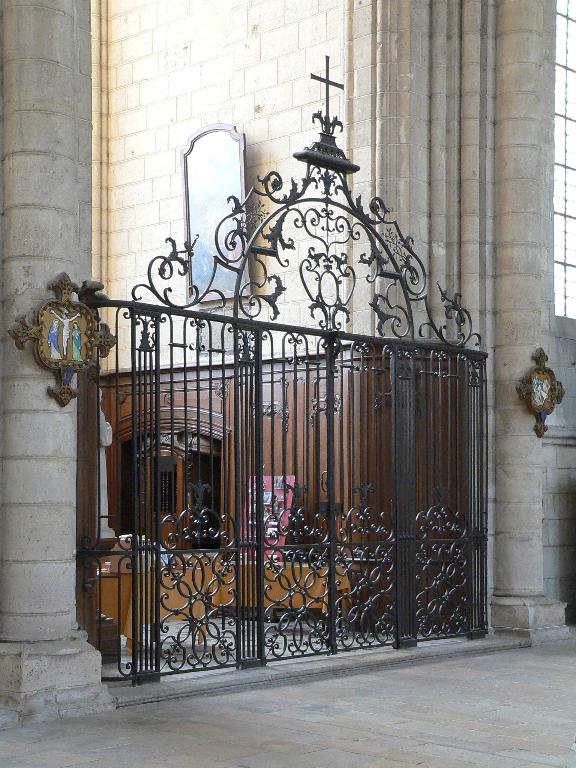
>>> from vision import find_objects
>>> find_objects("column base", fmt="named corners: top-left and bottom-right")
top-left (0, 633), bottom-right (114, 724)
top-left (492, 595), bottom-right (572, 644)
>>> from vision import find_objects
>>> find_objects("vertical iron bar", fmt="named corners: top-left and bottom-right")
top-left (254, 330), bottom-right (266, 664)
top-left (391, 348), bottom-right (400, 649)
top-left (393, 349), bottom-right (417, 648)
top-left (233, 325), bottom-right (242, 667)
top-left (462, 355), bottom-right (474, 638)
top-left (407, 351), bottom-right (417, 643)
top-left (114, 309), bottom-right (123, 673)
top-left (129, 311), bottom-right (139, 683)
top-left (337, 343), bottom-right (345, 646)
top-left (482, 359), bottom-right (488, 631)
top-left (325, 332), bottom-right (337, 654)
top-left (153, 314), bottom-right (162, 678)
top-left (245, 331), bottom-right (253, 660)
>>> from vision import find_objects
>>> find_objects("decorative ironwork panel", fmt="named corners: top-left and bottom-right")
top-left (77, 306), bottom-right (487, 681)
top-left (258, 331), bottom-right (332, 659)
top-left (129, 56), bottom-right (480, 352)
top-left (76, 55), bottom-right (487, 683)
top-left (412, 350), bottom-right (487, 640)
top-left (334, 342), bottom-right (396, 650)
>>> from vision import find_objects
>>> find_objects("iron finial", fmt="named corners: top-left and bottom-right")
top-left (311, 55), bottom-right (344, 137)
top-left (293, 54), bottom-right (359, 174)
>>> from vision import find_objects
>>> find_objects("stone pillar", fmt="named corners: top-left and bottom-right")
top-left (0, 0), bottom-right (112, 720)
top-left (345, 0), bottom-right (432, 334)
top-left (491, 0), bottom-right (569, 642)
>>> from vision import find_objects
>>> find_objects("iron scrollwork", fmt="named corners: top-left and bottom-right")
top-left (257, 399), bottom-right (290, 433)
top-left (128, 56), bottom-right (480, 349)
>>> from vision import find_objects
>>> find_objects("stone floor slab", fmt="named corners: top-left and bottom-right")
top-left (1, 642), bottom-right (576, 767)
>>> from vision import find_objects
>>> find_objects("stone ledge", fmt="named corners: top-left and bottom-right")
top-left (542, 426), bottom-right (576, 446)
top-left (110, 635), bottom-right (531, 710)
top-left (495, 625), bottom-right (573, 644)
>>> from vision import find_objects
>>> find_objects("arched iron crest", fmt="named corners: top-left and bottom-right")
top-left (132, 56), bottom-right (480, 350)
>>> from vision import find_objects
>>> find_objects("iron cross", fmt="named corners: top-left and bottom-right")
top-left (311, 55), bottom-right (343, 131)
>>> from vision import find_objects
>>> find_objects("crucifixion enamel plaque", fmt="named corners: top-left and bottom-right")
top-left (516, 348), bottom-right (564, 438)
top-left (8, 273), bottom-right (116, 406)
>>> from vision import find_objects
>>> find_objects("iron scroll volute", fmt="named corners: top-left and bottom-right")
top-left (127, 53), bottom-right (481, 350)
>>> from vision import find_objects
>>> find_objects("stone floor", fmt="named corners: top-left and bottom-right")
top-left (2, 641), bottom-right (576, 768)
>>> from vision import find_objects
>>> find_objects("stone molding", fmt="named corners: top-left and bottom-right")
top-left (492, 595), bottom-right (571, 645)
top-left (542, 426), bottom-right (576, 447)
top-left (0, 635), bottom-right (113, 723)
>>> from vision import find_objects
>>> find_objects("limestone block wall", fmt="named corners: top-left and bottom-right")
top-left (101, 0), bottom-right (344, 310)
top-left (543, 319), bottom-right (576, 622)
top-left (92, 0), bottom-right (108, 285)
top-left (542, 433), bottom-right (576, 623)
top-left (538, 3), bottom-right (576, 622)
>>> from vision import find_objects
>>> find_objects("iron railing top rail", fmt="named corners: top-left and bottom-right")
top-left (87, 295), bottom-right (488, 361)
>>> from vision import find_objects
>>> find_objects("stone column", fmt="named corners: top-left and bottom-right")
top-left (345, 0), bottom-right (432, 334)
top-left (491, 0), bottom-right (569, 641)
top-left (0, 0), bottom-right (112, 720)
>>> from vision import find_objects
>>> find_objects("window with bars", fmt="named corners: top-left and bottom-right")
top-left (555, 0), bottom-right (576, 317)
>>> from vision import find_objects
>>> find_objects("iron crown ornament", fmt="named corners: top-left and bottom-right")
top-left (516, 348), bottom-right (565, 438)
top-left (120, 55), bottom-right (480, 349)
top-left (8, 273), bottom-right (117, 406)
top-left (292, 55), bottom-right (360, 175)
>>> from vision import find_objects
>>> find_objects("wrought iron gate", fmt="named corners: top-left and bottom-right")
top-left (77, 58), bottom-right (487, 683)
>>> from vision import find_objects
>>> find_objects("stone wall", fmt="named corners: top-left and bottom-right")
top-left (543, 317), bottom-right (576, 623)
top-left (91, 0), bottom-right (108, 285)
top-left (102, 0), bottom-right (344, 305)
top-left (536, 3), bottom-right (576, 624)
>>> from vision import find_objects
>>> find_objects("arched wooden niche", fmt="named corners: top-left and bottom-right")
top-left (110, 408), bottom-right (226, 549)
top-left (182, 124), bottom-right (246, 298)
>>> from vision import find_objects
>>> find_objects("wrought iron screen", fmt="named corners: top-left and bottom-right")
top-left (77, 57), bottom-right (487, 683)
